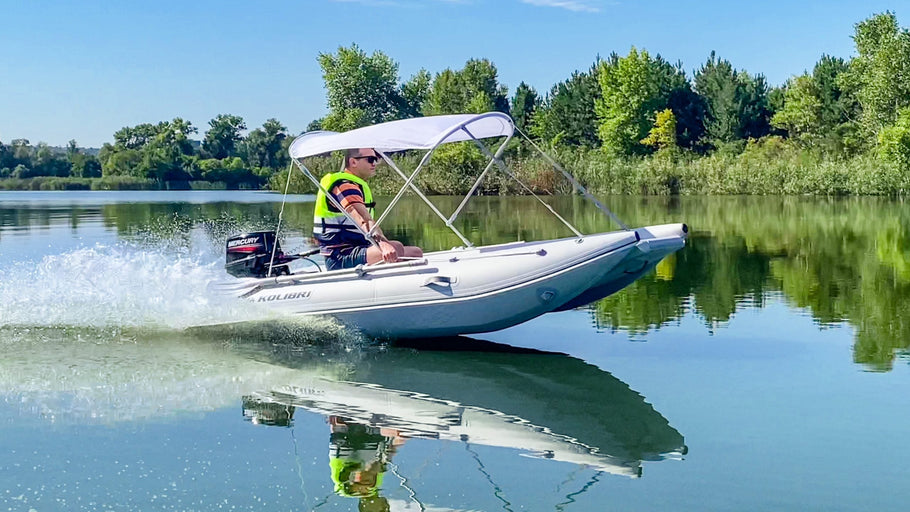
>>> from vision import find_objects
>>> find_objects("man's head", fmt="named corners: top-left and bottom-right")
top-left (345, 148), bottom-right (379, 180)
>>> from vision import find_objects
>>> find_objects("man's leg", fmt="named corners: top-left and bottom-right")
top-left (389, 241), bottom-right (423, 259)
top-left (401, 245), bottom-right (423, 258)
top-left (365, 244), bottom-right (390, 265)
top-left (365, 241), bottom-right (422, 264)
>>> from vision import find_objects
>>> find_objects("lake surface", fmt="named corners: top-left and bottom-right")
top-left (1, 190), bottom-right (909, 511)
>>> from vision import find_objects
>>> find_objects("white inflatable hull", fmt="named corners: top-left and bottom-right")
top-left (216, 223), bottom-right (687, 338)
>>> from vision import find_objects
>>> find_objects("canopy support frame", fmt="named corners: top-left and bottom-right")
top-left (461, 126), bottom-right (585, 239)
top-left (369, 113), bottom-right (516, 249)
top-left (513, 125), bottom-right (629, 231)
top-left (445, 128), bottom-right (509, 230)
top-left (287, 111), bottom-right (631, 258)
top-left (375, 152), bottom-right (474, 248)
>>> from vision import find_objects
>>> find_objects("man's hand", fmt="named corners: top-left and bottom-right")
top-left (378, 240), bottom-right (399, 263)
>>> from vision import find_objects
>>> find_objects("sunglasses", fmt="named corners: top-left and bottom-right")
top-left (353, 155), bottom-right (380, 164)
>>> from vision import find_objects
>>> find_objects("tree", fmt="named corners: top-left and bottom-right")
top-left (661, 69), bottom-right (706, 151)
top-left (66, 139), bottom-right (79, 159)
top-left (11, 139), bottom-right (31, 163)
top-left (813, 55), bottom-right (858, 129)
top-left (241, 118), bottom-right (288, 170)
top-left (771, 74), bottom-right (824, 141)
top-left (113, 123), bottom-right (161, 150)
top-left (34, 142), bottom-right (70, 177)
top-left (203, 114), bottom-right (246, 159)
top-left (641, 108), bottom-right (678, 150)
top-left (460, 58), bottom-right (510, 114)
top-left (70, 153), bottom-right (102, 178)
top-left (160, 117), bottom-right (198, 156)
top-left (595, 48), bottom-right (698, 155)
top-left (772, 55), bottom-right (860, 151)
top-left (101, 118), bottom-right (199, 181)
top-left (511, 82), bottom-right (540, 133)
top-left (397, 69), bottom-right (431, 119)
top-left (768, 84), bottom-right (787, 115)
top-left (694, 53), bottom-right (739, 144)
top-left (134, 119), bottom-right (198, 182)
top-left (11, 164), bottom-right (30, 179)
top-left (66, 140), bottom-right (102, 178)
top-left (736, 72), bottom-right (772, 140)
top-left (0, 140), bottom-right (14, 170)
top-left (197, 157), bottom-right (260, 188)
top-left (318, 44), bottom-right (401, 131)
top-left (306, 118), bottom-right (324, 132)
top-left (596, 47), bottom-right (662, 155)
top-left (694, 51), bottom-right (772, 147)
top-left (530, 63), bottom-right (601, 147)
top-left (422, 69), bottom-right (463, 115)
top-left (839, 12), bottom-right (910, 136)
top-left (423, 59), bottom-right (509, 115)
top-left (878, 107), bottom-right (910, 170)
top-left (101, 147), bottom-right (142, 177)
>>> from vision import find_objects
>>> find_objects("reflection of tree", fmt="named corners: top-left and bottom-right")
top-left (587, 196), bottom-right (910, 371)
top-left (100, 202), bottom-right (310, 240)
top-left (1, 205), bottom-right (88, 237)
top-left (594, 234), bottom-right (775, 332)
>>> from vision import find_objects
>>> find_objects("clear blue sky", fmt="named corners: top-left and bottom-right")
top-left (1, 0), bottom-right (907, 148)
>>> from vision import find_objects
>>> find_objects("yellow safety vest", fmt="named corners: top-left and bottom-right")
top-left (313, 171), bottom-right (375, 245)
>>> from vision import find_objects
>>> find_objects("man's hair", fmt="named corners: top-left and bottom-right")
top-left (344, 149), bottom-right (361, 168)
top-left (344, 148), bottom-right (376, 168)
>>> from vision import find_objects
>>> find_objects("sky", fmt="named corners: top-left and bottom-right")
top-left (1, 0), bottom-right (908, 148)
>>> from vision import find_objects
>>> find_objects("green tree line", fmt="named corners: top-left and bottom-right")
top-left (3, 11), bottom-right (910, 194)
top-left (0, 115), bottom-right (292, 190)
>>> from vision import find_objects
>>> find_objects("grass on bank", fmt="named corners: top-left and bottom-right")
top-left (0, 176), bottom-right (259, 191)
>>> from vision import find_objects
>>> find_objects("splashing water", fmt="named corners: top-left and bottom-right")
top-left (0, 241), bottom-right (305, 331)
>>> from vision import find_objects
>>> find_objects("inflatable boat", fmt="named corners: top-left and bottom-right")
top-left (214, 113), bottom-right (687, 338)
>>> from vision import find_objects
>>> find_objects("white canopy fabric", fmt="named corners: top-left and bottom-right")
top-left (288, 112), bottom-right (514, 159)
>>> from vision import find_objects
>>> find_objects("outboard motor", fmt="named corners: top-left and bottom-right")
top-left (225, 231), bottom-right (296, 278)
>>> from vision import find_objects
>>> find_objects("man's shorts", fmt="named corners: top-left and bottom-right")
top-left (324, 244), bottom-right (369, 271)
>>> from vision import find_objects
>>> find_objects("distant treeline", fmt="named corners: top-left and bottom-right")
top-left (3, 11), bottom-right (910, 195)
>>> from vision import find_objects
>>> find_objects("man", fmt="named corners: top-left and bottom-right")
top-left (313, 148), bottom-right (423, 270)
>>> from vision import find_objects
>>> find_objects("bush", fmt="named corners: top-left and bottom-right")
top-left (90, 176), bottom-right (157, 190)
top-left (878, 108), bottom-right (910, 172)
top-left (267, 165), bottom-right (319, 194)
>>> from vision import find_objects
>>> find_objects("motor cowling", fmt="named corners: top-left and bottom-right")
top-left (225, 231), bottom-right (294, 278)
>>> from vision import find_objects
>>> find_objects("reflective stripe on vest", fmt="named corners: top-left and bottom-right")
top-left (313, 171), bottom-right (375, 236)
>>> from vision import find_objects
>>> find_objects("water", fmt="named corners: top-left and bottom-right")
top-left (1, 190), bottom-right (909, 511)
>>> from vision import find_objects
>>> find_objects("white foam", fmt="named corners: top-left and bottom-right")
top-left (0, 242), bottom-right (274, 330)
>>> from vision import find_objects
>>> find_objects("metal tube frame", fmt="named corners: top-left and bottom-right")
top-left (288, 112), bottom-right (629, 255)
top-left (513, 125), bottom-right (629, 230)
top-left (369, 113), bottom-right (514, 249)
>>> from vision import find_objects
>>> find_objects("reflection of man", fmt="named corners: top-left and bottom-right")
top-left (313, 148), bottom-right (423, 271)
top-left (328, 416), bottom-right (405, 510)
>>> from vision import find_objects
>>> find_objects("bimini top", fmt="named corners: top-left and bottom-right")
top-left (288, 112), bottom-right (514, 159)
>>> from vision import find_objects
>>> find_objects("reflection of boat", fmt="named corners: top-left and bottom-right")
top-left (1, 326), bottom-right (684, 477)
top-left (243, 337), bottom-right (687, 477)
top-left (214, 113), bottom-right (687, 338)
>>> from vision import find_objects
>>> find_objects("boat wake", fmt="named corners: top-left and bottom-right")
top-left (0, 241), bottom-right (356, 343)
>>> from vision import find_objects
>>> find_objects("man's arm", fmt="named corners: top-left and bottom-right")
top-left (345, 203), bottom-right (386, 241)
top-left (345, 203), bottom-right (398, 262)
